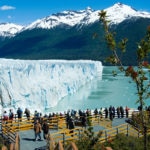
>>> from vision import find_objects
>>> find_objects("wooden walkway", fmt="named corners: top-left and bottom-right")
top-left (1, 113), bottom-right (149, 150)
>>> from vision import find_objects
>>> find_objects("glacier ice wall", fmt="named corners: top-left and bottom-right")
top-left (0, 59), bottom-right (103, 113)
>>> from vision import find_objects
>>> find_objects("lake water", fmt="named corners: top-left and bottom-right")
top-left (47, 66), bottom-right (150, 113)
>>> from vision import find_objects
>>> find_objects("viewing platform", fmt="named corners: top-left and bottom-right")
top-left (0, 108), bottom-right (147, 150)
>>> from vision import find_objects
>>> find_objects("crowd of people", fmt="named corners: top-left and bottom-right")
top-left (2, 108), bottom-right (49, 141)
top-left (1, 106), bottom-right (131, 122)
top-left (2, 105), bottom-right (149, 141)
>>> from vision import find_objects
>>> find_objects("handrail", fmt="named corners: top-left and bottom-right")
top-left (2, 121), bottom-right (150, 149)
top-left (2, 112), bottom-right (150, 149)
top-left (1, 133), bottom-right (20, 150)
top-left (2, 124), bottom-right (16, 143)
top-left (65, 142), bottom-right (78, 150)
top-left (50, 123), bottom-right (150, 145)
top-left (1, 111), bottom-right (135, 133)
top-left (54, 141), bottom-right (64, 150)
top-left (47, 134), bottom-right (56, 150)
top-left (47, 134), bottom-right (78, 150)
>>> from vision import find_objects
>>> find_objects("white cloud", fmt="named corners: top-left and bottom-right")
top-left (0, 5), bottom-right (16, 11)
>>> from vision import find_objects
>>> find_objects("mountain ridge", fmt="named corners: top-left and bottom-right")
top-left (1, 3), bottom-right (150, 37)
top-left (0, 3), bottom-right (150, 66)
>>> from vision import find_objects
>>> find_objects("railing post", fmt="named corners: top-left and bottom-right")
top-left (18, 120), bottom-right (20, 131)
top-left (58, 141), bottom-right (64, 150)
top-left (15, 133), bottom-right (20, 150)
top-left (138, 129), bottom-right (140, 138)
top-left (62, 133), bottom-right (65, 146)
top-left (126, 124), bottom-right (129, 136)
top-left (15, 114), bottom-right (17, 122)
top-left (57, 117), bottom-right (59, 130)
top-left (78, 128), bottom-right (81, 140)
top-left (98, 115), bottom-right (100, 124)
top-left (71, 142), bottom-right (78, 150)
top-left (105, 130), bottom-right (107, 142)
top-left (116, 127), bottom-right (119, 135)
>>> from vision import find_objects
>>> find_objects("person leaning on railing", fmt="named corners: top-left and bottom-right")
top-left (3, 110), bottom-right (9, 123)
top-left (9, 109), bottom-right (14, 122)
top-left (24, 108), bottom-right (30, 120)
top-left (17, 107), bottom-right (23, 122)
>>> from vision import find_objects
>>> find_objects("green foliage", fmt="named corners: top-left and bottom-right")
top-left (0, 136), bottom-right (9, 149)
top-left (105, 134), bottom-right (150, 150)
top-left (75, 127), bottom-right (103, 150)
top-left (0, 18), bottom-right (150, 66)
top-left (74, 130), bottom-right (150, 150)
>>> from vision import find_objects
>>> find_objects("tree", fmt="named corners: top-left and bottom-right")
top-left (99, 10), bottom-right (150, 150)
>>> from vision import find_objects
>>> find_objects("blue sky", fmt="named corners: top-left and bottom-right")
top-left (0, 0), bottom-right (150, 25)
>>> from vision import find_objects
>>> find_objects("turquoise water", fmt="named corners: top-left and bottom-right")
top-left (47, 66), bottom-right (150, 113)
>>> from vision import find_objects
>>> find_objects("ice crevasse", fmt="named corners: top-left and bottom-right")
top-left (0, 59), bottom-right (103, 113)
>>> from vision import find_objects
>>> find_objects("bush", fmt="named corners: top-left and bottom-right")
top-left (0, 136), bottom-right (9, 149)
top-left (104, 134), bottom-right (150, 150)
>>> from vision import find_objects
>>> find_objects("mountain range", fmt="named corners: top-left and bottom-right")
top-left (0, 3), bottom-right (150, 65)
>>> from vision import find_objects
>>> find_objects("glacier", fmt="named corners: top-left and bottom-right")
top-left (0, 59), bottom-right (103, 114)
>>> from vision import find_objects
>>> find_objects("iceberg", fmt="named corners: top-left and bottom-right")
top-left (0, 59), bottom-right (103, 114)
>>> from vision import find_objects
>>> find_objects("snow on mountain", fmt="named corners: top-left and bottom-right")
top-left (24, 7), bottom-right (97, 30)
top-left (105, 3), bottom-right (150, 24)
top-left (1, 3), bottom-right (150, 37)
top-left (0, 59), bottom-right (103, 114)
top-left (24, 3), bottom-right (150, 30)
top-left (0, 23), bottom-right (23, 37)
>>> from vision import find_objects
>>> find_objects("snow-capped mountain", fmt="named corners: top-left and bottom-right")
top-left (1, 3), bottom-right (150, 37)
top-left (105, 3), bottom-right (150, 24)
top-left (24, 3), bottom-right (150, 30)
top-left (0, 23), bottom-right (23, 37)
top-left (24, 7), bottom-right (97, 30)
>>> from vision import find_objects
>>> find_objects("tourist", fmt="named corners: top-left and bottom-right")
top-left (9, 109), bottom-right (14, 121)
top-left (34, 110), bottom-right (40, 122)
top-left (42, 120), bottom-right (49, 140)
top-left (75, 111), bottom-right (79, 120)
top-left (125, 106), bottom-right (130, 118)
top-left (34, 119), bottom-right (42, 141)
top-left (112, 106), bottom-right (115, 118)
top-left (71, 109), bottom-right (76, 117)
top-left (24, 108), bottom-right (30, 120)
top-left (109, 106), bottom-right (113, 121)
top-left (94, 108), bottom-right (98, 117)
top-left (99, 107), bottom-right (103, 119)
top-left (66, 113), bottom-right (70, 129)
top-left (68, 117), bottom-right (75, 136)
top-left (116, 107), bottom-right (121, 118)
top-left (86, 108), bottom-right (90, 117)
top-left (48, 113), bottom-right (52, 118)
top-left (78, 109), bottom-right (83, 118)
top-left (17, 107), bottom-right (23, 122)
top-left (3, 111), bottom-right (9, 123)
top-left (104, 107), bottom-right (108, 118)
top-left (120, 106), bottom-right (124, 118)
top-left (81, 114), bottom-right (87, 128)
